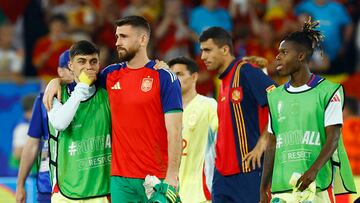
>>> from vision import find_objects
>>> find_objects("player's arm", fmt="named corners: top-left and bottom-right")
top-left (296, 125), bottom-right (340, 191)
top-left (48, 83), bottom-right (90, 131)
top-left (242, 64), bottom-right (276, 169)
top-left (16, 95), bottom-right (43, 203)
top-left (245, 127), bottom-right (269, 170)
top-left (158, 69), bottom-right (183, 189)
top-left (16, 137), bottom-right (40, 203)
top-left (43, 78), bottom-right (66, 111)
top-left (164, 112), bottom-right (183, 189)
top-left (259, 132), bottom-right (276, 203)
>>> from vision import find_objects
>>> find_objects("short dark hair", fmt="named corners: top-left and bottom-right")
top-left (199, 27), bottom-right (233, 55)
top-left (168, 56), bottom-right (199, 74)
top-left (115, 15), bottom-right (151, 35)
top-left (69, 40), bottom-right (100, 59)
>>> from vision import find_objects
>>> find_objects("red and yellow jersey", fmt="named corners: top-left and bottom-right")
top-left (99, 60), bottom-right (182, 178)
top-left (216, 59), bottom-right (276, 175)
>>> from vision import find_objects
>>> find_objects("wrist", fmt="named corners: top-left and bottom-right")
top-left (17, 179), bottom-right (25, 187)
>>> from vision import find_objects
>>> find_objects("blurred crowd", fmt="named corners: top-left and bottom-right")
top-left (0, 0), bottom-right (359, 96)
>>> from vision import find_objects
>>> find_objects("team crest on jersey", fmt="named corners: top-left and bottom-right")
top-left (141, 76), bottom-right (153, 92)
top-left (230, 87), bottom-right (243, 104)
top-left (266, 84), bottom-right (276, 93)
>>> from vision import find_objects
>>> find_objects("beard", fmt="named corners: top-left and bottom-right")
top-left (117, 46), bottom-right (138, 62)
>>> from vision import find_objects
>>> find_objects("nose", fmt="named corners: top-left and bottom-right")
top-left (275, 53), bottom-right (281, 60)
top-left (84, 61), bottom-right (92, 70)
top-left (200, 52), bottom-right (206, 61)
top-left (116, 37), bottom-right (121, 47)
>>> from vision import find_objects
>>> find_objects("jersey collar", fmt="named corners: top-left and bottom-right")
top-left (219, 58), bottom-right (239, 79)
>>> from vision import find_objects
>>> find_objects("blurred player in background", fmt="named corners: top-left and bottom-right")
top-left (16, 49), bottom-right (73, 203)
top-left (169, 56), bottom-right (218, 203)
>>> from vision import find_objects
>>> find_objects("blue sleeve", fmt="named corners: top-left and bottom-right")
top-left (98, 63), bottom-right (124, 89)
top-left (241, 64), bottom-right (277, 106)
top-left (27, 95), bottom-right (44, 138)
top-left (158, 69), bottom-right (183, 113)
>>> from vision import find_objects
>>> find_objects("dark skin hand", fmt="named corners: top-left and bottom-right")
top-left (259, 133), bottom-right (276, 203)
top-left (296, 125), bottom-right (341, 191)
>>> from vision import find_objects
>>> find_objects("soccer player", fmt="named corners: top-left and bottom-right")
top-left (169, 56), bottom-right (218, 203)
top-left (43, 16), bottom-right (183, 203)
top-left (48, 40), bottom-right (111, 202)
top-left (199, 27), bottom-right (277, 203)
top-left (260, 19), bottom-right (356, 203)
top-left (16, 50), bottom-right (73, 203)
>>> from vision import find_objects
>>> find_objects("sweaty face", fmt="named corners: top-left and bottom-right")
top-left (170, 63), bottom-right (195, 94)
top-left (275, 40), bottom-right (302, 76)
top-left (200, 39), bottom-right (224, 72)
top-left (69, 54), bottom-right (100, 79)
top-left (115, 25), bottom-right (142, 62)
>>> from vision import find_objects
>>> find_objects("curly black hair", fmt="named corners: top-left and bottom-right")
top-left (282, 17), bottom-right (324, 61)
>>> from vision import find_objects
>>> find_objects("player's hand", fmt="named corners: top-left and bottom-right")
top-left (43, 78), bottom-right (62, 111)
top-left (154, 59), bottom-right (169, 70)
top-left (15, 185), bottom-right (26, 203)
top-left (164, 175), bottom-right (179, 190)
top-left (81, 69), bottom-right (97, 85)
top-left (296, 168), bottom-right (317, 191)
top-left (259, 190), bottom-right (269, 203)
top-left (244, 142), bottom-right (266, 170)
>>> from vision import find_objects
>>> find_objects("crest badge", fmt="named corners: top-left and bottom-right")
top-left (141, 77), bottom-right (153, 92)
top-left (230, 87), bottom-right (243, 104)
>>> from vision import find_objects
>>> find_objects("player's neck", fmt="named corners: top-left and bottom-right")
top-left (219, 55), bottom-right (235, 75)
top-left (289, 65), bottom-right (312, 87)
top-left (182, 88), bottom-right (197, 109)
top-left (127, 50), bottom-right (150, 69)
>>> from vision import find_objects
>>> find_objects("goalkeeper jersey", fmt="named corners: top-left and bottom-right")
top-left (99, 60), bottom-right (183, 178)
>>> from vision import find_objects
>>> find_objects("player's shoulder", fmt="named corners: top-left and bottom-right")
top-left (157, 68), bottom-right (178, 83)
top-left (101, 62), bottom-right (126, 75)
top-left (196, 95), bottom-right (217, 108)
top-left (239, 62), bottom-right (260, 74)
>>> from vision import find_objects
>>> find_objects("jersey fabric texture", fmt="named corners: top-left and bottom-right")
top-left (99, 60), bottom-right (183, 179)
top-left (48, 85), bottom-right (111, 199)
top-left (268, 77), bottom-right (356, 194)
top-left (216, 59), bottom-right (276, 175)
top-left (179, 94), bottom-right (218, 202)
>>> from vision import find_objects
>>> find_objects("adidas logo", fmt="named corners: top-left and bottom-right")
top-left (330, 94), bottom-right (340, 102)
top-left (111, 81), bottom-right (121, 90)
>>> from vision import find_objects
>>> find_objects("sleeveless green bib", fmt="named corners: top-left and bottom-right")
top-left (49, 85), bottom-right (111, 199)
top-left (268, 79), bottom-right (356, 194)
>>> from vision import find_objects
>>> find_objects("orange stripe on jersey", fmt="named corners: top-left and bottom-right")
top-left (231, 62), bottom-right (250, 173)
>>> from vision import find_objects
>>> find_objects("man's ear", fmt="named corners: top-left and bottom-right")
top-left (68, 61), bottom-right (73, 71)
top-left (192, 72), bottom-right (198, 82)
top-left (140, 33), bottom-right (149, 47)
top-left (57, 68), bottom-right (63, 77)
top-left (222, 45), bottom-right (230, 56)
top-left (298, 51), bottom-right (307, 62)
